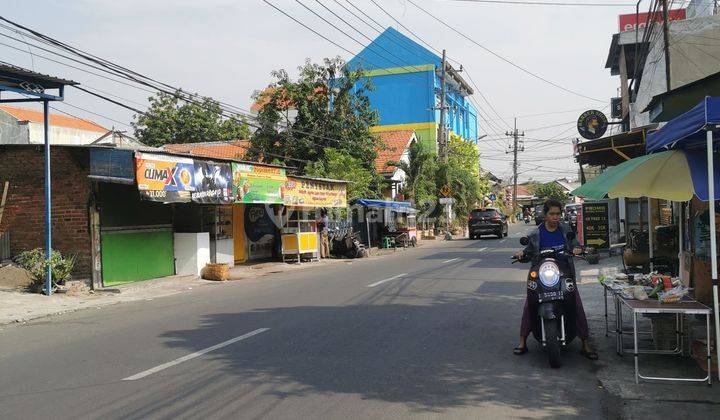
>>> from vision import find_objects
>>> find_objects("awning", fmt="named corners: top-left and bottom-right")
top-left (646, 96), bottom-right (720, 153)
top-left (576, 125), bottom-right (654, 166)
top-left (353, 199), bottom-right (416, 213)
top-left (644, 72), bottom-right (720, 123)
top-left (571, 149), bottom-right (719, 201)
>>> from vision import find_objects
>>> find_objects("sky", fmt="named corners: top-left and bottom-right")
top-left (0, 0), bottom-right (653, 182)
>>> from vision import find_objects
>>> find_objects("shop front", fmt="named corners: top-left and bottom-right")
top-left (351, 199), bottom-right (417, 248)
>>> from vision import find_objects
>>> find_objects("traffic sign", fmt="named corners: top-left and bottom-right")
top-left (440, 184), bottom-right (451, 197)
top-left (439, 197), bottom-right (455, 204)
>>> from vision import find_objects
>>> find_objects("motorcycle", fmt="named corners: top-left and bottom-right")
top-left (331, 228), bottom-right (366, 259)
top-left (511, 233), bottom-right (579, 368)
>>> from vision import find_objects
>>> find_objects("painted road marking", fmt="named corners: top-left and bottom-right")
top-left (477, 247), bottom-right (488, 252)
top-left (442, 257), bottom-right (459, 264)
top-left (122, 328), bottom-right (270, 381)
top-left (367, 273), bottom-right (406, 288)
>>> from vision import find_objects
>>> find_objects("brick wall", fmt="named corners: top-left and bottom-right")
top-left (0, 146), bottom-right (92, 278)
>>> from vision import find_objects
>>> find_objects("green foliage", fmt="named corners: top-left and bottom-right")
top-left (528, 181), bottom-right (569, 202)
top-left (132, 89), bottom-right (250, 147)
top-left (444, 136), bottom-right (489, 224)
top-left (391, 142), bottom-right (437, 212)
top-left (305, 148), bottom-right (381, 201)
top-left (249, 57), bottom-right (380, 172)
top-left (16, 248), bottom-right (75, 293)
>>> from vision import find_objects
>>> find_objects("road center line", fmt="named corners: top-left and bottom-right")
top-left (477, 247), bottom-right (488, 252)
top-left (442, 257), bottom-right (459, 264)
top-left (367, 273), bottom-right (406, 288)
top-left (122, 328), bottom-right (270, 381)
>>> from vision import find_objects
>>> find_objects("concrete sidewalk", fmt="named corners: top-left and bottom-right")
top-left (0, 242), bottom-right (432, 327)
top-left (574, 254), bottom-right (720, 415)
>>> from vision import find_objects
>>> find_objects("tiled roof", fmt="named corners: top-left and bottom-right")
top-left (0, 105), bottom-right (108, 133)
top-left (374, 130), bottom-right (415, 174)
top-left (162, 140), bottom-right (250, 161)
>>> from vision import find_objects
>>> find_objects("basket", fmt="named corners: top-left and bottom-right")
top-left (202, 263), bottom-right (230, 281)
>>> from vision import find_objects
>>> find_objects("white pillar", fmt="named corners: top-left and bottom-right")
top-left (648, 198), bottom-right (654, 272)
top-left (706, 129), bottom-right (719, 381)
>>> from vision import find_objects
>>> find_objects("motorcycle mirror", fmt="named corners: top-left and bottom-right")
top-left (519, 236), bottom-right (529, 246)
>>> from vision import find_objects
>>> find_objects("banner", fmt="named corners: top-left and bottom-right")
top-left (192, 161), bottom-right (233, 204)
top-left (135, 152), bottom-right (195, 202)
top-left (618, 9), bottom-right (686, 32)
top-left (232, 163), bottom-right (286, 204)
top-left (283, 177), bottom-right (347, 208)
top-left (582, 202), bottom-right (609, 249)
top-left (244, 204), bottom-right (276, 260)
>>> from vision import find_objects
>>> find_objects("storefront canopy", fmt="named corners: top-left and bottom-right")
top-left (646, 96), bottom-right (720, 153)
top-left (353, 199), bottom-right (416, 213)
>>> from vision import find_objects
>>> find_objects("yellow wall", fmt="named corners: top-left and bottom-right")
top-left (233, 204), bottom-right (247, 263)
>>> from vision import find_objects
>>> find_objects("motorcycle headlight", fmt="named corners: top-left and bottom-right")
top-left (538, 261), bottom-right (560, 287)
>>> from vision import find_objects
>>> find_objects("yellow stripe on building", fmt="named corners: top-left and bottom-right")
top-left (362, 64), bottom-right (435, 77)
top-left (370, 122), bottom-right (437, 133)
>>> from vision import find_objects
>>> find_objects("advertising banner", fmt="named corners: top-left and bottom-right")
top-left (135, 152), bottom-right (195, 202)
top-left (232, 163), bottom-right (286, 204)
top-left (582, 202), bottom-right (609, 249)
top-left (244, 204), bottom-right (276, 260)
top-left (619, 9), bottom-right (686, 32)
top-left (192, 161), bottom-right (233, 204)
top-left (283, 177), bottom-right (347, 208)
top-left (90, 148), bottom-right (135, 184)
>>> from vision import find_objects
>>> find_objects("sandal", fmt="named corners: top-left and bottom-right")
top-left (580, 349), bottom-right (599, 360)
top-left (513, 346), bottom-right (528, 355)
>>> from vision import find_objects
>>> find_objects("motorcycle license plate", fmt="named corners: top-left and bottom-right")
top-left (539, 291), bottom-right (563, 301)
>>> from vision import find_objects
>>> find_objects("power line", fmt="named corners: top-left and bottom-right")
top-left (406, 0), bottom-right (606, 102)
top-left (443, 0), bottom-right (635, 6)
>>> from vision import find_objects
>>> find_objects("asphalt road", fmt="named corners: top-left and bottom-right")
top-left (0, 224), bottom-right (614, 419)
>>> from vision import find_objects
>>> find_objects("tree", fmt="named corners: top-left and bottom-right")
top-left (529, 181), bottom-right (569, 202)
top-left (391, 142), bottom-right (438, 212)
top-left (132, 90), bottom-right (250, 147)
top-left (443, 135), bottom-right (490, 224)
top-left (305, 148), bottom-right (381, 201)
top-left (250, 57), bottom-right (379, 172)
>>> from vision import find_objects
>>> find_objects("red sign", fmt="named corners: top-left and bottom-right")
top-left (618, 9), bottom-right (686, 32)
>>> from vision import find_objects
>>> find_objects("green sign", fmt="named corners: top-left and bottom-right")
top-left (231, 162), bottom-right (287, 204)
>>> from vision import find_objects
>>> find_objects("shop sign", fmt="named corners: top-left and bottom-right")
top-left (90, 148), bottom-right (135, 184)
top-left (192, 161), bottom-right (233, 204)
top-left (283, 177), bottom-right (347, 208)
top-left (582, 202), bottom-right (609, 249)
top-left (577, 110), bottom-right (608, 140)
top-left (232, 163), bottom-right (286, 204)
top-left (619, 9), bottom-right (686, 32)
top-left (244, 204), bottom-right (276, 260)
top-left (135, 152), bottom-right (195, 202)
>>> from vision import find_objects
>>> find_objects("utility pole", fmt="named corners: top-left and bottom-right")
top-left (661, 0), bottom-right (672, 91)
top-left (437, 49), bottom-right (448, 163)
top-left (506, 118), bottom-right (524, 223)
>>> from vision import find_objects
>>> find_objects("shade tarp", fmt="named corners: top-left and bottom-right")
top-left (570, 154), bottom-right (656, 200)
top-left (353, 199), bottom-right (416, 213)
top-left (646, 96), bottom-right (720, 153)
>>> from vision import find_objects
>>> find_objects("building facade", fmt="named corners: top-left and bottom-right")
top-left (346, 28), bottom-right (479, 152)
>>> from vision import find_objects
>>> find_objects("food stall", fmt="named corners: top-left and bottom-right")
top-left (280, 176), bottom-right (348, 262)
top-left (351, 199), bottom-right (417, 248)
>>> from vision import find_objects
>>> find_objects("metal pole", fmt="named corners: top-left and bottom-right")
top-left (706, 129), bottom-right (719, 381)
top-left (43, 99), bottom-right (52, 296)
top-left (438, 49), bottom-right (448, 163)
top-left (661, 0), bottom-right (672, 91)
top-left (648, 198), bottom-right (654, 272)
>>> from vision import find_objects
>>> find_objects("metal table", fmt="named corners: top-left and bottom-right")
top-left (602, 282), bottom-right (655, 355)
top-left (618, 297), bottom-right (713, 385)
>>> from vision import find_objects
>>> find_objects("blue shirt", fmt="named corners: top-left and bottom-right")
top-left (539, 224), bottom-right (565, 251)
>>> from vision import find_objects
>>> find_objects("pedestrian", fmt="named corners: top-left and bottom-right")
top-left (317, 209), bottom-right (330, 258)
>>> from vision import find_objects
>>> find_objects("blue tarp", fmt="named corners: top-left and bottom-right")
top-left (686, 149), bottom-right (720, 201)
top-left (646, 96), bottom-right (720, 153)
top-left (353, 199), bottom-right (416, 213)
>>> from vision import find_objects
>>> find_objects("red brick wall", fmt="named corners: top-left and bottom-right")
top-left (0, 146), bottom-right (92, 278)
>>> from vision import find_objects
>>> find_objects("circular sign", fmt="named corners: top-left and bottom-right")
top-left (577, 110), bottom-right (608, 140)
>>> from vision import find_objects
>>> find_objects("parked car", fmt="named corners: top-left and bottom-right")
top-left (469, 208), bottom-right (508, 239)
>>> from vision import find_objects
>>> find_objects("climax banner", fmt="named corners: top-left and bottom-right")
top-left (192, 161), bottom-right (233, 204)
top-left (283, 177), bottom-right (347, 208)
top-left (232, 163), bottom-right (287, 204)
top-left (135, 152), bottom-right (195, 202)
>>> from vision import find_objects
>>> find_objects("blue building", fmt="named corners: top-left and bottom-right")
top-left (346, 28), bottom-right (479, 151)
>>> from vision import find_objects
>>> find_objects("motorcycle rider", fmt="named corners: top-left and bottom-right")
top-left (512, 199), bottom-right (598, 360)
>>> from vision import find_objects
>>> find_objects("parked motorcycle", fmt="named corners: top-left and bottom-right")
top-left (331, 228), bottom-right (366, 259)
top-left (511, 234), bottom-right (579, 368)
